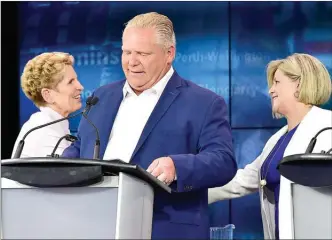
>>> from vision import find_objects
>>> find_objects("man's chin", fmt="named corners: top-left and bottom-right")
top-left (128, 80), bottom-right (149, 91)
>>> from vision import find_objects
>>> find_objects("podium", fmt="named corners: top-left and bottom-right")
top-left (278, 153), bottom-right (332, 239)
top-left (0, 158), bottom-right (171, 239)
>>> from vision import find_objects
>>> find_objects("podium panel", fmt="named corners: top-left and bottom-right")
top-left (1, 173), bottom-right (154, 239)
top-left (279, 153), bottom-right (332, 239)
top-left (291, 184), bottom-right (332, 239)
top-left (0, 158), bottom-right (171, 239)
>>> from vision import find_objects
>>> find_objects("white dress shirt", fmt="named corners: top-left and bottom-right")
top-left (11, 106), bottom-right (71, 158)
top-left (103, 67), bottom-right (174, 162)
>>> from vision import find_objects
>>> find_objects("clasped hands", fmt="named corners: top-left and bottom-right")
top-left (147, 156), bottom-right (176, 185)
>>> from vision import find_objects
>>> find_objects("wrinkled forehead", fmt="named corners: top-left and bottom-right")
top-left (122, 27), bottom-right (159, 49)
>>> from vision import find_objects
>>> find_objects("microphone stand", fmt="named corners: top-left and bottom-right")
top-left (49, 134), bottom-right (78, 158)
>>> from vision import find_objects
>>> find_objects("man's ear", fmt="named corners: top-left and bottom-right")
top-left (166, 46), bottom-right (176, 63)
top-left (41, 88), bottom-right (54, 104)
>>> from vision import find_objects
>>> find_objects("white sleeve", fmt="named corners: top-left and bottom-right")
top-left (208, 152), bottom-right (262, 203)
top-left (208, 132), bottom-right (281, 203)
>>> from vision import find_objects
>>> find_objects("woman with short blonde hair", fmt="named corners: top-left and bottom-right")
top-left (267, 53), bottom-right (331, 119)
top-left (209, 53), bottom-right (332, 239)
top-left (12, 52), bottom-right (84, 158)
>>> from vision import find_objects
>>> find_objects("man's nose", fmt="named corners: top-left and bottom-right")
top-left (128, 54), bottom-right (140, 66)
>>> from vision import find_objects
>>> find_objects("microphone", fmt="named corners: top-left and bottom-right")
top-left (13, 111), bottom-right (82, 159)
top-left (81, 96), bottom-right (101, 159)
top-left (83, 96), bottom-right (99, 117)
top-left (12, 96), bottom-right (97, 159)
top-left (49, 134), bottom-right (78, 158)
top-left (305, 127), bottom-right (332, 154)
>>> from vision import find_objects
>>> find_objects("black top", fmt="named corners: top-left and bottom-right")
top-left (278, 153), bottom-right (332, 187)
top-left (1, 157), bottom-right (172, 193)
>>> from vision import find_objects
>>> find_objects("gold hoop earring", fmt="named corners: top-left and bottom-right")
top-left (294, 91), bottom-right (299, 98)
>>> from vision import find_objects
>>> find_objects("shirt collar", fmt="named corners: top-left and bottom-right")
top-left (39, 106), bottom-right (69, 131)
top-left (122, 66), bottom-right (174, 98)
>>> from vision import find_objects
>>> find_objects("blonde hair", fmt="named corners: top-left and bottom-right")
top-left (267, 53), bottom-right (332, 116)
top-left (124, 12), bottom-right (176, 49)
top-left (21, 52), bottom-right (74, 107)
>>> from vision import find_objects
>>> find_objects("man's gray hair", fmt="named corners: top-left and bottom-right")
top-left (124, 12), bottom-right (176, 49)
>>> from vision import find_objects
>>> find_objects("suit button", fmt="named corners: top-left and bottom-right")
top-left (184, 186), bottom-right (192, 191)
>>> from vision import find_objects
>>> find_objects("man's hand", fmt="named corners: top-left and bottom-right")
top-left (147, 157), bottom-right (175, 185)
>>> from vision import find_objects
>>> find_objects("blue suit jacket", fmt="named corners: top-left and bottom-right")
top-left (62, 71), bottom-right (237, 239)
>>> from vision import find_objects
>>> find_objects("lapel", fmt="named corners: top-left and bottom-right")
top-left (99, 82), bottom-right (125, 159)
top-left (259, 106), bottom-right (323, 165)
top-left (130, 71), bottom-right (184, 161)
top-left (284, 106), bottom-right (320, 157)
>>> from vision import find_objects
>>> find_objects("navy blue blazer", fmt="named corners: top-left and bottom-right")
top-left (62, 71), bottom-right (237, 239)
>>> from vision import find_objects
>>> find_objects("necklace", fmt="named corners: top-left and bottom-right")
top-left (260, 130), bottom-right (293, 188)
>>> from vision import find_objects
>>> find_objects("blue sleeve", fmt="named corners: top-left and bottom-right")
top-left (169, 96), bottom-right (237, 192)
top-left (62, 91), bottom-right (98, 159)
top-left (61, 131), bottom-right (81, 158)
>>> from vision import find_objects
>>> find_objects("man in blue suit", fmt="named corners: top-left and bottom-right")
top-left (63, 12), bottom-right (237, 239)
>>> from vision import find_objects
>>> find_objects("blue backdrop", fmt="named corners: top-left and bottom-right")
top-left (18, 2), bottom-right (332, 239)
